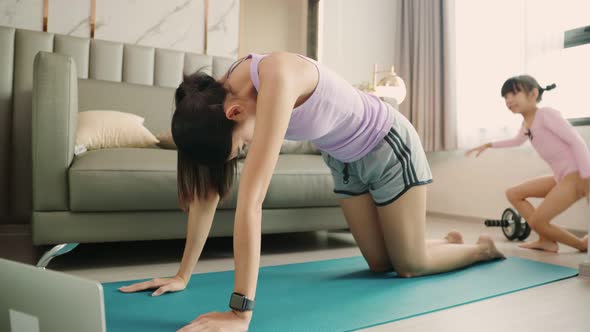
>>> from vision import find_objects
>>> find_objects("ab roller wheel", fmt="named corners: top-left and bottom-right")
top-left (484, 208), bottom-right (531, 241)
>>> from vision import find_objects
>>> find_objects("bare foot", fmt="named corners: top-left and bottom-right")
top-left (518, 240), bottom-right (559, 253)
top-left (477, 235), bottom-right (505, 260)
top-left (580, 235), bottom-right (588, 252)
top-left (444, 231), bottom-right (464, 244)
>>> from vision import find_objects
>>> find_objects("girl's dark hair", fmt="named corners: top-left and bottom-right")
top-left (172, 71), bottom-right (237, 210)
top-left (501, 75), bottom-right (556, 102)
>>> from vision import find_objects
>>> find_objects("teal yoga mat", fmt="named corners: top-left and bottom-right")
top-left (103, 257), bottom-right (577, 331)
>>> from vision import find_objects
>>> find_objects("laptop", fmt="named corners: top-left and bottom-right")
top-left (0, 258), bottom-right (106, 332)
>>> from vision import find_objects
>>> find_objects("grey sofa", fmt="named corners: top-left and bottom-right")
top-left (0, 26), bottom-right (346, 256)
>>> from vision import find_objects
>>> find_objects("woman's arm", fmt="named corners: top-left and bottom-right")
top-left (232, 53), bottom-right (302, 315)
top-left (176, 193), bottom-right (220, 283)
top-left (178, 53), bottom-right (312, 331)
top-left (542, 108), bottom-right (590, 178)
top-left (118, 193), bottom-right (219, 296)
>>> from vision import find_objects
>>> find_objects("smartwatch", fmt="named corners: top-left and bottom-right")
top-left (229, 292), bottom-right (255, 312)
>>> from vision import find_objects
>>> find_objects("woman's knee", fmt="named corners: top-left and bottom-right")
top-left (363, 253), bottom-right (393, 273)
top-left (397, 267), bottom-right (425, 278)
top-left (367, 261), bottom-right (393, 273)
top-left (394, 256), bottom-right (428, 278)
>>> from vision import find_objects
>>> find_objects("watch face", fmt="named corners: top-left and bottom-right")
top-left (230, 293), bottom-right (244, 310)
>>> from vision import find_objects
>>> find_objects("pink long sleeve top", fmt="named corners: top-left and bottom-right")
top-left (491, 107), bottom-right (590, 181)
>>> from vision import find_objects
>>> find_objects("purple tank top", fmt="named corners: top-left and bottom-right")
top-left (247, 53), bottom-right (393, 162)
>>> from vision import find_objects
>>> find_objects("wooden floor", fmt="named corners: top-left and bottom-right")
top-left (1, 215), bottom-right (589, 331)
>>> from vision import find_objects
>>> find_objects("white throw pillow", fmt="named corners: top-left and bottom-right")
top-left (75, 110), bottom-right (159, 151)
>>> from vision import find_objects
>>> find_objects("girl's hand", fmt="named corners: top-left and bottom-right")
top-left (177, 311), bottom-right (251, 332)
top-left (465, 143), bottom-right (491, 157)
top-left (118, 275), bottom-right (187, 296)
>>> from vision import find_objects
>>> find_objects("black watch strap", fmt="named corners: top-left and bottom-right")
top-left (229, 292), bottom-right (255, 311)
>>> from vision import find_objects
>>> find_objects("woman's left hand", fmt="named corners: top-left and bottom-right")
top-left (177, 311), bottom-right (250, 332)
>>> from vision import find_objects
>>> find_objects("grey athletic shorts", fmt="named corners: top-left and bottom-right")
top-left (321, 105), bottom-right (433, 206)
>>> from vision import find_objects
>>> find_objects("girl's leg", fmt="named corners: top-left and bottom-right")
top-left (505, 176), bottom-right (557, 250)
top-left (523, 172), bottom-right (587, 252)
top-left (338, 193), bottom-right (465, 273)
top-left (505, 175), bottom-right (556, 219)
top-left (375, 185), bottom-right (503, 278)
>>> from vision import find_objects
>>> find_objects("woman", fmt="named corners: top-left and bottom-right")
top-left (120, 52), bottom-right (504, 332)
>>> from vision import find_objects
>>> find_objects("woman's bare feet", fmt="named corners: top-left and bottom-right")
top-left (518, 239), bottom-right (559, 253)
top-left (477, 235), bottom-right (505, 260)
top-left (445, 231), bottom-right (464, 244)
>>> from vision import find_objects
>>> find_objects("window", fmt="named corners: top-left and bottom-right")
top-left (455, 0), bottom-right (590, 148)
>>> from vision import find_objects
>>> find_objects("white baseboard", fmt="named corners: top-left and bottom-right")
top-left (580, 262), bottom-right (590, 279)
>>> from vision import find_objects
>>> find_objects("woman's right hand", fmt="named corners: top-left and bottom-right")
top-left (465, 143), bottom-right (491, 157)
top-left (118, 275), bottom-right (187, 296)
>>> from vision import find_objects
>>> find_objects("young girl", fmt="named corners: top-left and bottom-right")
top-left (466, 75), bottom-right (590, 253)
top-left (120, 52), bottom-right (504, 332)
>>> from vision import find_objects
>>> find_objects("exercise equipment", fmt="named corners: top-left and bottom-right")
top-left (485, 207), bottom-right (531, 241)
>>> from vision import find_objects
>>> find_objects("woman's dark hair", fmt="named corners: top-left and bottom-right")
top-left (172, 71), bottom-right (237, 210)
top-left (501, 75), bottom-right (556, 102)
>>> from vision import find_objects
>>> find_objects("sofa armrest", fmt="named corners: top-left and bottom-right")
top-left (32, 52), bottom-right (78, 211)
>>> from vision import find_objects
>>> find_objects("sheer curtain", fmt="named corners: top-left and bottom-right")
top-left (455, 0), bottom-right (590, 149)
top-left (393, 0), bottom-right (457, 152)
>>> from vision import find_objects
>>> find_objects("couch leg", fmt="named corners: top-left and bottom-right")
top-left (36, 243), bottom-right (80, 269)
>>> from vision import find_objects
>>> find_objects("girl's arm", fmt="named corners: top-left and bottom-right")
top-left (490, 125), bottom-right (528, 148)
top-left (542, 108), bottom-right (590, 178)
top-left (232, 53), bottom-right (302, 316)
top-left (465, 125), bottom-right (527, 157)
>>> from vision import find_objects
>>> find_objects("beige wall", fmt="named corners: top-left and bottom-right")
top-left (426, 126), bottom-right (590, 233)
top-left (320, 0), bottom-right (398, 86)
top-left (239, 0), bottom-right (307, 57)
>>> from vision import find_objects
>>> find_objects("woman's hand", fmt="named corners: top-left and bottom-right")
top-left (177, 311), bottom-right (251, 332)
top-left (118, 275), bottom-right (187, 296)
top-left (465, 143), bottom-right (492, 157)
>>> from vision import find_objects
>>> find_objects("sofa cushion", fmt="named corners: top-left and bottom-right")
top-left (69, 148), bottom-right (338, 212)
